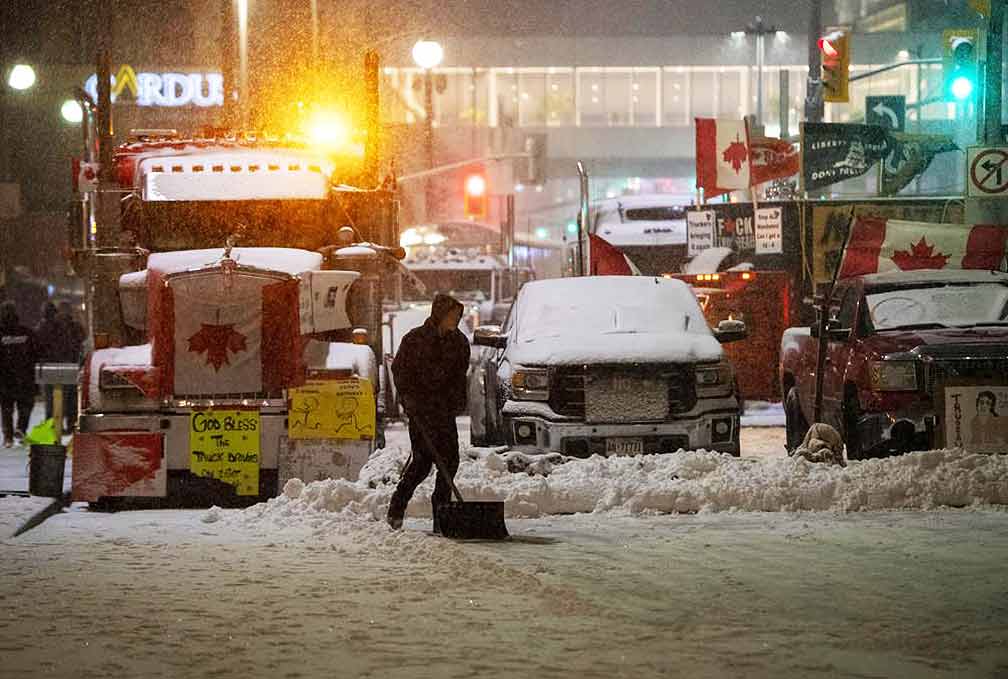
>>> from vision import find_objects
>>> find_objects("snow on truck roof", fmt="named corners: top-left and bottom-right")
top-left (858, 269), bottom-right (1008, 287)
top-left (147, 247), bottom-right (323, 276)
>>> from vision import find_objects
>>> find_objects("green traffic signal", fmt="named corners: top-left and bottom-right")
top-left (950, 74), bottom-right (975, 101)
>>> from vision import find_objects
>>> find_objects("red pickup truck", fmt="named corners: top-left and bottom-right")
top-left (779, 269), bottom-right (1008, 459)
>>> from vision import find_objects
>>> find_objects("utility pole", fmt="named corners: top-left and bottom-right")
top-left (966, 0), bottom-right (1006, 224)
top-left (804, 0), bottom-right (824, 123)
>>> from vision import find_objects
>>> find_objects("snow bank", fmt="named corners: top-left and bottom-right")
top-left (222, 446), bottom-right (1008, 531)
top-left (0, 496), bottom-right (58, 539)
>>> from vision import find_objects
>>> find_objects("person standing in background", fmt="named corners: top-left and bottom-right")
top-left (0, 301), bottom-right (40, 447)
top-left (54, 302), bottom-right (84, 431)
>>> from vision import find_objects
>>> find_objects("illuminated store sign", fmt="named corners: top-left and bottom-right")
top-left (84, 64), bottom-right (224, 108)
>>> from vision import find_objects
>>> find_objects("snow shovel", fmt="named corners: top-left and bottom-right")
top-left (414, 418), bottom-right (509, 541)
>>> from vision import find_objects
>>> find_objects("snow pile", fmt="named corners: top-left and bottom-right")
top-left (221, 446), bottom-right (1008, 531)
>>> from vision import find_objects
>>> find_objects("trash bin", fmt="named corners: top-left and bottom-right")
top-left (29, 444), bottom-right (67, 498)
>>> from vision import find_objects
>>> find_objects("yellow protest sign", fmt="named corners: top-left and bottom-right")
top-left (189, 409), bottom-right (260, 495)
top-left (289, 378), bottom-right (376, 440)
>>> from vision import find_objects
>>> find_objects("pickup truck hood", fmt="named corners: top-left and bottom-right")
top-left (867, 326), bottom-right (1008, 357)
top-left (509, 332), bottom-right (723, 367)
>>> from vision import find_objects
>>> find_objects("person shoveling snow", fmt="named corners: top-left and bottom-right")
top-left (386, 294), bottom-right (470, 532)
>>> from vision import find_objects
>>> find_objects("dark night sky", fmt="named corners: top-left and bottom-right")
top-left (1, 0), bottom-right (828, 65)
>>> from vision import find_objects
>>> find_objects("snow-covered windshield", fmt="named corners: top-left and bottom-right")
top-left (403, 270), bottom-right (492, 302)
top-left (516, 277), bottom-right (708, 343)
top-left (866, 282), bottom-right (1008, 330)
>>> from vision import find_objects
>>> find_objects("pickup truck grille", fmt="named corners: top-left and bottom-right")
top-left (923, 357), bottom-right (1008, 395)
top-left (549, 365), bottom-right (696, 420)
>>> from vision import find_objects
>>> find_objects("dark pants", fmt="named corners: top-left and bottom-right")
top-left (1, 394), bottom-right (35, 441)
top-left (44, 385), bottom-right (78, 431)
top-left (388, 414), bottom-right (460, 528)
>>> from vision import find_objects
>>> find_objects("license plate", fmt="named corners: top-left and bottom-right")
top-left (605, 437), bottom-right (644, 456)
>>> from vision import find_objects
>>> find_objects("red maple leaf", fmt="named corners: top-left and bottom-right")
top-left (187, 323), bottom-right (247, 371)
top-left (891, 236), bottom-right (950, 271)
top-left (722, 135), bottom-right (749, 173)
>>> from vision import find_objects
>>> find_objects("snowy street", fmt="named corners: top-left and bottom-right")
top-left (3, 416), bottom-right (1008, 678)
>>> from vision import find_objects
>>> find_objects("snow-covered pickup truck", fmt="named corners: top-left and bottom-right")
top-left (779, 269), bottom-right (1008, 459)
top-left (468, 276), bottom-right (747, 457)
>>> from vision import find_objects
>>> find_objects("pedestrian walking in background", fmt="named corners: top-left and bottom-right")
top-left (386, 294), bottom-right (469, 532)
top-left (0, 301), bottom-right (40, 447)
top-left (37, 302), bottom-right (84, 432)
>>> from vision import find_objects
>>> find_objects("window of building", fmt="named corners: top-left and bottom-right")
top-left (691, 69), bottom-right (717, 118)
top-left (460, 68), bottom-right (488, 126)
top-left (604, 69), bottom-right (633, 126)
top-left (577, 69), bottom-right (607, 126)
top-left (496, 69), bottom-right (519, 128)
top-left (546, 69), bottom-right (575, 126)
top-left (718, 68), bottom-right (744, 118)
top-left (632, 68), bottom-right (659, 126)
top-left (662, 68), bottom-right (689, 126)
top-left (518, 71), bottom-right (547, 127)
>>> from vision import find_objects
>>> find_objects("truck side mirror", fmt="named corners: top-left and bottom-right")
top-left (713, 318), bottom-right (747, 344)
top-left (473, 325), bottom-right (507, 348)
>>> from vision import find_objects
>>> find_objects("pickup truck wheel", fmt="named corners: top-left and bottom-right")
top-left (843, 395), bottom-right (877, 460)
top-left (784, 387), bottom-right (809, 453)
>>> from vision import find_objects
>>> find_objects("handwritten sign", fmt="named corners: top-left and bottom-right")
top-left (289, 378), bottom-right (376, 440)
top-left (755, 207), bottom-right (783, 254)
top-left (941, 383), bottom-right (1008, 454)
top-left (189, 409), bottom-right (260, 495)
top-left (687, 210), bottom-right (716, 257)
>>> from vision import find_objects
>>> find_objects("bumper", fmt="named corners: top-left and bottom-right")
top-left (502, 398), bottom-right (740, 456)
top-left (857, 405), bottom-right (936, 452)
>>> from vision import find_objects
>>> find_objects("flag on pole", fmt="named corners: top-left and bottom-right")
top-left (879, 133), bottom-right (958, 196)
top-left (801, 123), bottom-right (892, 190)
top-left (695, 118), bottom-right (751, 199)
top-left (588, 234), bottom-right (639, 276)
top-left (750, 136), bottom-right (800, 186)
top-left (837, 217), bottom-right (1008, 279)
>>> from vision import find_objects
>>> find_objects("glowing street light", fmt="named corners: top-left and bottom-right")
top-left (7, 64), bottom-right (36, 91)
top-left (411, 40), bottom-right (444, 70)
top-left (61, 99), bottom-right (84, 124)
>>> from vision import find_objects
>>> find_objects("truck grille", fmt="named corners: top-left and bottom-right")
top-left (549, 365), bottom-right (696, 420)
top-left (923, 357), bottom-right (1008, 395)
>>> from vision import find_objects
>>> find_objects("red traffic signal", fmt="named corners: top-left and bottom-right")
top-left (818, 30), bottom-right (849, 103)
top-left (463, 172), bottom-right (488, 220)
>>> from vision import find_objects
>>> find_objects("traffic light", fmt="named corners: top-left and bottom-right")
top-left (943, 29), bottom-right (978, 102)
top-left (463, 172), bottom-right (488, 220)
top-left (819, 30), bottom-right (850, 103)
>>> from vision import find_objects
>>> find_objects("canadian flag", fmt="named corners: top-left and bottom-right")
top-left (588, 234), bottom-right (640, 276)
top-left (838, 217), bottom-right (1008, 279)
top-left (695, 118), bottom-right (751, 199)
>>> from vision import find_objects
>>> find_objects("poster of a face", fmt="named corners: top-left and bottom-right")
top-left (943, 385), bottom-right (1008, 454)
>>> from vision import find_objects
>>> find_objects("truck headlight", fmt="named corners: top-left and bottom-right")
top-left (869, 360), bottom-right (917, 391)
top-left (695, 361), bottom-right (732, 387)
top-left (512, 368), bottom-right (549, 401)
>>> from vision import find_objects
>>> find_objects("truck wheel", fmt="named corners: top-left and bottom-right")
top-left (784, 387), bottom-right (809, 453)
top-left (843, 394), bottom-right (877, 460)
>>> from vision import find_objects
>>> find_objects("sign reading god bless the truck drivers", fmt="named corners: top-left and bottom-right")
top-left (189, 409), bottom-right (260, 495)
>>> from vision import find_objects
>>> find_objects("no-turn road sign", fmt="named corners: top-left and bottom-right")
top-left (967, 146), bottom-right (1008, 197)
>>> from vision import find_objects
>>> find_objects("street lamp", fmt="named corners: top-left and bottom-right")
top-left (412, 39), bottom-right (443, 219)
top-left (735, 16), bottom-right (781, 128)
top-left (7, 64), bottom-right (36, 91)
top-left (61, 99), bottom-right (84, 124)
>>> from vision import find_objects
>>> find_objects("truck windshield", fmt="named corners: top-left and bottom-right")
top-left (866, 282), bottom-right (1008, 331)
top-left (403, 270), bottom-right (493, 302)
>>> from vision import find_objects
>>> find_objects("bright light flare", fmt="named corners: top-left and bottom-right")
top-left (8, 64), bottom-right (36, 91)
top-left (951, 76), bottom-right (974, 100)
top-left (306, 111), bottom-right (350, 148)
top-left (412, 40), bottom-right (444, 70)
top-left (61, 99), bottom-right (83, 124)
top-left (465, 174), bottom-right (487, 197)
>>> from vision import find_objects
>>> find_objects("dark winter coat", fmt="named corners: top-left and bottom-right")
top-left (392, 294), bottom-right (469, 417)
top-left (37, 312), bottom-right (84, 364)
top-left (0, 308), bottom-right (40, 399)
